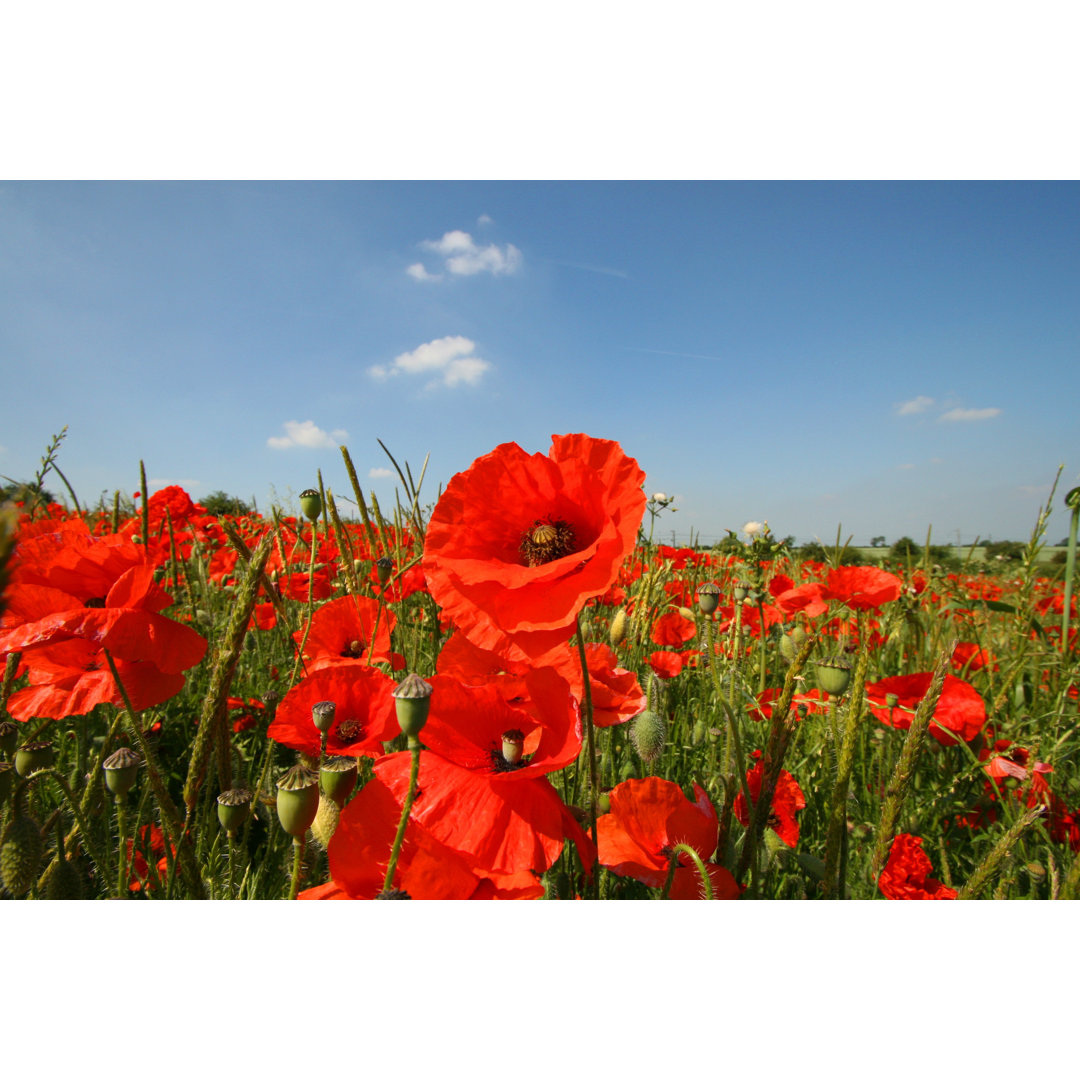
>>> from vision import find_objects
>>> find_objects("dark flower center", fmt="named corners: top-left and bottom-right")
top-left (340, 638), bottom-right (365, 659)
top-left (519, 518), bottom-right (576, 567)
top-left (336, 718), bottom-right (364, 742)
top-left (84, 597), bottom-right (106, 608)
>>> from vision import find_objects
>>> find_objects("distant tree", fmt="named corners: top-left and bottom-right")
top-left (870, 536), bottom-right (886, 548)
top-left (0, 480), bottom-right (56, 507)
top-left (984, 540), bottom-right (1025, 562)
top-left (889, 536), bottom-right (921, 561)
top-left (711, 532), bottom-right (745, 556)
top-left (201, 490), bottom-right (254, 517)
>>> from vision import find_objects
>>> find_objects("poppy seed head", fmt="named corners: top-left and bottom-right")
top-left (519, 518), bottom-right (576, 567)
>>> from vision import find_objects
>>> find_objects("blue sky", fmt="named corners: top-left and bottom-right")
top-left (2, 181), bottom-right (1078, 547)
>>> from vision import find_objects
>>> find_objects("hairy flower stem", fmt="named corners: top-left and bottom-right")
top-left (822, 632), bottom-right (871, 899)
top-left (574, 613), bottom-right (600, 899)
top-left (1061, 489), bottom-right (1080, 655)
top-left (869, 640), bottom-right (957, 884)
top-left (288, 519), bottom-right (320, 690)
top-left (115, 795), bottom-right (129, 899)
top-left (288, 835), bottom-right (307, 901)
top-left (660, 843), bottom-right (714, 899)
top-left (382, 738), bottom-right (422, 894)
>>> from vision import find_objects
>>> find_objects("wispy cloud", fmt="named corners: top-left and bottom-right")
top-left (477, 214), bottom-right (493, 226)
top-left (368, 335), bottom-right (491, 389)
top-left (553, 260), bottom-right (629, 279)
top-left (896, 395), bottom-right (935, 415)
top-left (939, 407), bottom-right (1002, 422)
top-left (408, 229), bottom-right (522, 280)
top-left (897, 463), bottom-right (916, 470)
top-left (405, 262), bottom-right (442, 283)
top-left (368, 467), bottom-right (393, 479)
top-left (267, 420), bottom-right (348, 449)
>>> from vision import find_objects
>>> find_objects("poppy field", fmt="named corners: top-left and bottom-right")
top-left (1, 430), bottom-right (1079, 901)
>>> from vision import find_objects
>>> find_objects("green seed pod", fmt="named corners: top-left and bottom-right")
top-left (697, 582), bottom-right (721, 616)
top-left (299, 489), bottom-right (322, 523)
top-left (609, 607), bottom-right (629, 648)
top-left (376, 556), bottom-right (393, 585)
top-left (814, 657), bottom-right (853, 697)
top-left (884, 692), bottom-right (900, 709)
top-left (45, 851), bottom-right (84, 900)
top-left (1, 808), bottom-right (43, 897)
top-left (733, 581), bottom-right (750, 602)
top-left (103, 747), bottom-right (142, 797)
top-left (14, 740), bottom-right (53, 777)
top-left (631, 710), bottom-right (667, 763)
top-left (393, 673), bottom-right (433, 738)
top-left (597, 791), bottom-right (611, 815)
top-left (311, 699), bottom-right (337, 734)
top-left (501, 729), bottom-right (525, 767)
top-left (0, 721), bottom-right (18, 757)
top-left (217, 788), bottom-right (253, 838)
top-left (319, 756), bottom-right (358, 806)
top-left (275, 765), bottom-right (320, 837)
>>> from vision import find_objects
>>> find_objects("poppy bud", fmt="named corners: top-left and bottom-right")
top-left (319, 756), bottom-right (358, 805)
top-left (311, 700), bottom-right (337, 734)
top-left (310, 793), bottom-right (341, 848)
top-left (45, 849), bottom-right (84, 900)
top-left (299, 489), bottom-right (322, 522)
top-left (501, 729), bottom-right (525, 767)
top-left (376, 556), bottom-right (393, 585)
top-left (697, 582), bottom-right (721, 615)
top-left (597, 791), bottom-right (611, 815)
top-left (15, 740), bottom-right (53, 778)
top-left (102, 747), bottom-right (142, 797)
top-left (609, 608), bottom-right (629, 648)
top-left (393, 673), bottom-right (433, 739)
top-left (814, 658), bottom-right (852, 697)
top-left (0, 721), bottom-right (17, 758)
top-left (1065, 486), bottom-right (1080, 509)
top-left (631, 710), bottom-right (667, 763)
top-left (276, 765), bottom-right (320, 837)
top-left (217, 788), bottom-right (253, 838)
top-left (0, 805), bottom-right (42, 897)
top-left (692, 718), bottom-right (707, 745)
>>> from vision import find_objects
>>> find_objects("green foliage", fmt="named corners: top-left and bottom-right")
top-left (984, 540), bottom-right (1025, 562)
top-left (889, 536), bottom-right (921, 560)
top-left (201, 490), bottom-right (255, 517)
top-left (0, 481), bottom-right (56, 507)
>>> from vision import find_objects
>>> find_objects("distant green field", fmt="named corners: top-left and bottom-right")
top-left (848, 546), bottom-right (1068, 568)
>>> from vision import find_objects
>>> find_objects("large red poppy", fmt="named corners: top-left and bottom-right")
top-left (423, 434), bottom-right (646, 663)
top-left (865, 672), bottom-right (986, 746)
top-left (267, 664), bottom-right (398, 758)
top-left (878, 833), bottom-right (957, 899)
top-left (374, 669), bottom-right (593, 876)
top-left (293, 595), bottom-right (396, 671)
top-left (597, 777), bottom-right (740, 898)
top-left (306, 777), bottom-right (544, 900)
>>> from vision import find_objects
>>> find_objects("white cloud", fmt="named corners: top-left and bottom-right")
top-left (368, 467), bottom-right (393, 479)
top-left (267, 420), bottom-right (348, 449)
top-left (477, 214), bottom-right (493, 226)
top-left (406, 262), bottom-right (442, 282)
top-left (939, 407), bottom-right (1002, 422)
top-left (407, 229), bottom-right (522, 280)
top-left (368, 335), bottom-right (491, 389)
top-left (897, 463), bottom-right (915, 470)
top-left (896, 395), bottom-right (935, 415)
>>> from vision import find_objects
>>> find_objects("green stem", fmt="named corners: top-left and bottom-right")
top-left (115, 795), bottom-right (129, 899)
top-left (574, 613), bottom-right (600, 899)
top-left (382, 739), bottom-right (422, 894)
top-left (288, 835), bottom-right (307, 900)
top-left (659, 843), bottom-right (714, 900)
top-left (1060, 490), bottom-right (1079, 654)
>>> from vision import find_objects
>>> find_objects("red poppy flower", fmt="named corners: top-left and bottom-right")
top-left (267, 664), bottom-right (397, 758)
top-left (651, 609), bottom-right (697, 647)
top-left (878, 834), bottom-right (957, 899)
top-left (310, 777), bottom-right (544, 900)
top-left (423, 434), bottom-right (646, 663)
top-left (951, 641), bottom-right (997, 673)
top-left (374, 669), bottom-right (593, 876)
top-left (647, 650), bottom-right (685, 679)
top-left (749, 686), bottom-right (828, 723)
top-left (865, 672), bottom-right (986, 747)
top-left (5, 639), bottom-right (188, 721)
top-left (821, 566), bottom-right (902, 611)
top-left (732, 758), bottom-right (806, 848)
top-left (597, 777), bottom-right (740, 898)
top-left (293, 595), bottom-right (396, 671)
